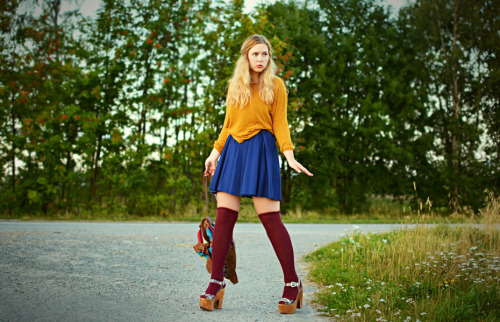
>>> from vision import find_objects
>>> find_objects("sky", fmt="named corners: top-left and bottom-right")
top-left (61, 0), bottom-right (410, 19)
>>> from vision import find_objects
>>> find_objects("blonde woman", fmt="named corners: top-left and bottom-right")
top-left (201, 34), bottom-right (313, 314)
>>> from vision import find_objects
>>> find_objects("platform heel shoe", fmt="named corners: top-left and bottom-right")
top-left (200, 279), bottom-right (226, 311)
top-left (278, 281), bottom-right (303, 314)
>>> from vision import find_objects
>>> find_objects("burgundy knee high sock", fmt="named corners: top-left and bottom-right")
top-left (258, 211), bottom-right (300, 301)
top-left (205, 207), bottom-right (238, 295)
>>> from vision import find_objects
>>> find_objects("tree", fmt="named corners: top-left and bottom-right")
top-left (404, 0), bottom-right (499, 210)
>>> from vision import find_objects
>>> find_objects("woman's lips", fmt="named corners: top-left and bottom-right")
top-left (257, 65), bottom-right (263, 67)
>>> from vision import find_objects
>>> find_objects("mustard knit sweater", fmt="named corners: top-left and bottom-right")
top-left (214, 77), bottom-right (294, 154)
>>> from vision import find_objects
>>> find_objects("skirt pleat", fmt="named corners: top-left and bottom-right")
top-left (209, 130), bottom-right (281, 201)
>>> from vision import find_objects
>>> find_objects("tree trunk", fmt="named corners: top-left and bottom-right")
top-left (10, 99), bottom-right (16, 194)
top-left (434, 0), bottom-right (461, 207)
top-left (450, 0), bottom-right (460, 199)
top-left (91, 135), bottom-right (102, 201)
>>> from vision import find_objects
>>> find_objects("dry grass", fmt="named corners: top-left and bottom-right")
top-left (305, 193), bottom-right (499, 320)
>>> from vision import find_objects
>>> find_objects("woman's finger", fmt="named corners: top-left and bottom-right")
top-left (299, 166), bottom-right (312, 176)
top-left (291, 162), bottom-right (301, 173)
top-left (298, 163), bottom-right (313, 176)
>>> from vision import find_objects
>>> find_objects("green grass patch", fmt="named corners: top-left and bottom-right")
top-left (304, 196), bottom-right (500, 320)
top-left (0, 208), bottom-right (477, 224)
top-left (0, 199), bottom-right (479, 224)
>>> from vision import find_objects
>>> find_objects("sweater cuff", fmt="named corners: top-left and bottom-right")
top-left (280, 143), bottom-right (294, 154)
top-left (214, 141), bottom-right (224, 154)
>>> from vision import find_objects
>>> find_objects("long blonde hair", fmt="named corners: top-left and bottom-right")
top-left (226, 34), bottom-right (278, 108)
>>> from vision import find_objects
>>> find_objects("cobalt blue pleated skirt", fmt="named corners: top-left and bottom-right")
top-left (209, 130), bottom-right (281, 201)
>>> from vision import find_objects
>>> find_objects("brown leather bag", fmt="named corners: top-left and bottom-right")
top-left (192, 175), bottom-right (238, 284)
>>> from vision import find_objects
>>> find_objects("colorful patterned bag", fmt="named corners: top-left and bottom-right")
top-left (193, 216), bottom-right (238, 284)
top-left (193, 176), bottom-right (238, 284)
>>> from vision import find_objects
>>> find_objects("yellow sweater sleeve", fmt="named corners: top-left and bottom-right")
top-left (214, 108), bottom-right (229, 153)
top-left (272, 78), bottom-right (294, 153)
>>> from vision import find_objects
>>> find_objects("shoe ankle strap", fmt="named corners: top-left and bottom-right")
top-left (285, 281), bottom-right (300, 287)
top-left (209, 278), bottom-right (225, 286)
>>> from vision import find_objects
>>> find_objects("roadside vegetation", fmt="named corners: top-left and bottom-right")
top-left (0, 194), bottom-right (483, 224)
top-left (304, 192), bottom-right (499, 320)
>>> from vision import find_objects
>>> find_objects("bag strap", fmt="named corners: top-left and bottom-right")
top-left (203, 174), bottom-right (211, 215)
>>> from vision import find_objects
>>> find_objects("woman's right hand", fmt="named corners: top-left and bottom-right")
top-left (204, 148), bottom-right (221, 177)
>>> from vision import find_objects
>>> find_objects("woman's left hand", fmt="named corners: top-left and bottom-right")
top-left (283, 150), bottom-right (313, 176)
top-left (204, 148), bottom-right (221, 177)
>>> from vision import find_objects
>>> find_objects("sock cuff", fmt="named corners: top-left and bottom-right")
top-left (258, 210), bottom-right (280, 218)
top-left (216, 207), bottom-right (239, 216)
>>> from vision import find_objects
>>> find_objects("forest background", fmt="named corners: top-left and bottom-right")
top-left (1, 0), bottom-right (498, 219)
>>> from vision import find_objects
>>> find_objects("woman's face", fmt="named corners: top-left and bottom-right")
top-left (247, 43), bottom-right (270, 75)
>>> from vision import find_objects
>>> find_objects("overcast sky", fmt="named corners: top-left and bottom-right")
top-left (60, 0), bottom-right (410, 19)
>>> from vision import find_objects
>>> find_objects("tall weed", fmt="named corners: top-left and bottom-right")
top-left (305, 193), bottom-right (500, 320)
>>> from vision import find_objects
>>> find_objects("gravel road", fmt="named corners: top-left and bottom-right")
top-left (0, 221), bottom-right (409, 321)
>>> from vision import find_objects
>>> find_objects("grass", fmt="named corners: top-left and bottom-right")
top-left (304, 192), bottom-right (500, 320)
top-left (0, 209), bottom-right (481, 224)
top-left (0, 197), bottom-right (480, 224)
top-left (0, 207), bottom-right (478, 224)
top-left (0, 183), bottom-right (490, 225)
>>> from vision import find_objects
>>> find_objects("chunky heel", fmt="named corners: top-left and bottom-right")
top-left (278, 281), bottom-right (303, 314)
top-left (214, 288), bottom-right (225, 309)
top-left (296, 287), bottom-right (303, 309)
top-left (200, 279), bottom-right (226, 311)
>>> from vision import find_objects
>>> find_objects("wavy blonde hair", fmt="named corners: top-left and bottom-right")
top-left (226, 34), bottom-right (278, 108)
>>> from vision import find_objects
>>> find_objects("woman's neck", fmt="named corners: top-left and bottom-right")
top-left (250, 72), bottom-right (260, 84)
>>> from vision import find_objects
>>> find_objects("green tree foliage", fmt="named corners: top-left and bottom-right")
top-left (0, 0), bottom-right (497, 217)
top-left (258, 0), bottom-right (433, 213)
top-left (401, 0), bottom-right (499, 210)
top-left (1, 0), bottom-right (84, 213)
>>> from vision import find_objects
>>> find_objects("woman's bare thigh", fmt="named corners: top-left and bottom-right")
top-left (216, 192), bottom-right (242, 212)
top-left (252, 196), bottom-right (280, 214)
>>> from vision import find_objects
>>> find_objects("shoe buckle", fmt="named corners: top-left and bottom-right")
top-left (209, 278), bottom-right (225, 286)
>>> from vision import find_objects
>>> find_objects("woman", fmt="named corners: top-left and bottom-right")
top-left (201, 34), bottom-right (313, 314)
